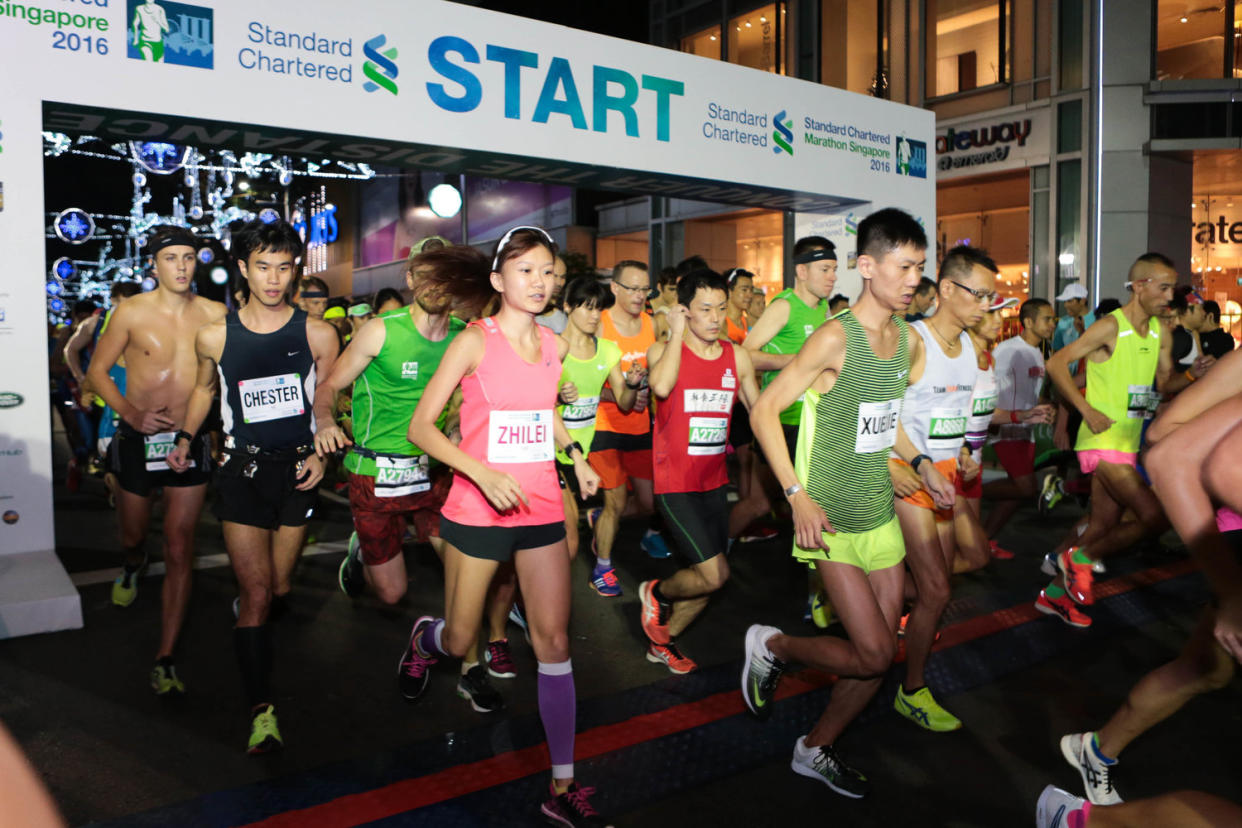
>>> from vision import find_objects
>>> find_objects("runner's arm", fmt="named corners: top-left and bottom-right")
top-left (1155, 319), bottom-right (1199, 395)
top-left (1149, 347), bottom-right (1242, 443)
top-left (647, 306), bottom-right (687, 398)
top-left (313, 317), bottom-right (383, 454)
top-left (734, 345), bottom-right (761, 410)
top-left (741, 298), bottom-right (792, 372)
top-left (605, 359), bottom-right (637, 412)
top-left (84, 303), bottom-right (175, 432)
top-left (1047, 315), bottom-right (1118, 431)
top-left (63, 316), bottom-right (98, 386)
top-left (167, 325), bottom-right (221, 471)
top-left (554, 409), bottom-right (600, 498)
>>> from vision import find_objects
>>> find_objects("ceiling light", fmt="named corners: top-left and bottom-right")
top-left (428, 183), bottom-right (462, 219)
top-left (760, 15), bottom-right (767, 22)
top-left (746, 20), bottom-right (752, 27)
top-left (709, 34), bottom-right (716, 40)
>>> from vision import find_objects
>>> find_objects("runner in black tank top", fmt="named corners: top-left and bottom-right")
top-left (169, 218), bottom-right (339, 756)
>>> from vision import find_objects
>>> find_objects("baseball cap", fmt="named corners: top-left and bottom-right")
top-left (1055, 283), bottom-right (1089, 302)
top-left (323, 306), bottom-right (346, 320)
top-left (989, 296), bottom-right (1020, 312)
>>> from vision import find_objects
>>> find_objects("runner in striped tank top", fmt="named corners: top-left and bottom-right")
top-left (740, 209), bottom-right (938, 799)
top-left (396, 227), bottom-right (612, 828)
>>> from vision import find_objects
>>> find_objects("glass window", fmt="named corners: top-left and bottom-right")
top-left (1058, 0), bottom-right (1083, 89)
top-left (1057, 99), bottom-right (1082, 153)
top-left (927, 0), bottom-right (1009, 98)
top-left (1156, 1), bottom-right (1226, 80)
top-left (728, 3), bottom-right (785, 74)
top-left (821, 0), bottom-right (880, 95)
top-left (1057, 159), bottom-right (1082, 287)
top-left (681, 25), bottom-right (722, 59)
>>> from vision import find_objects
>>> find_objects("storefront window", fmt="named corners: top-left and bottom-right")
top-left (728, 4), bottom-right (785, 74)
top-left (1056, 159), bottom-right (1082, 290)
top-left (681, 25), bottom-right (721, 60)
top-left (1156, 1), bottom-right (1227, 80)
top-left (821, 0), bottom-right (879, 95)
top-left (1058, 0), bottom-right (1083, 89)
top-left (927, 0), bottom-right (1009, 98)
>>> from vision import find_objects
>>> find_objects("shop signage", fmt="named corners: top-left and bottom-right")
top-left (935, 107), bottom-right (1050, 180)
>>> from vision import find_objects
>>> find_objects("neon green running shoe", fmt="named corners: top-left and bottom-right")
top-left (894, 685), bottom-right (962, 732)
top-left (247, 705), bottom-right (283, 755)
top-left (111, 567), bottom-right (140, 608)
top-left (149, 661), bottom-right (186, 696)
top-left (810, 589), bottom-right (833, 629)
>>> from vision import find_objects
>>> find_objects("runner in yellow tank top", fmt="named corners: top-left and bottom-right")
top-left (1035, 253), bottom-right (1210, 627)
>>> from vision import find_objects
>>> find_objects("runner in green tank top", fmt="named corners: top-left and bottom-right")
top-left (729, 237), bottom-right (838, 566)
top-left (552, 278), bottom-right (636, 590)
top-left (1036, 253), bottom-right (1200, 624)
top-left (312, 251), bottom-right (507, 714)
top-left (740, 208), bottom-right (945, 799)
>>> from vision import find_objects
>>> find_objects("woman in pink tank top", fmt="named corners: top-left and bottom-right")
top-left (399, 226), bottom-right (608, 825)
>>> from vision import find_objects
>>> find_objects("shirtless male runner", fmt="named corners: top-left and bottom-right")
top-left (741, 208), bottom-right (950, 798)
top-left (1036, 253), bottom-right (1205, 626)
top-left (86, 226), bottom-right (227, 695)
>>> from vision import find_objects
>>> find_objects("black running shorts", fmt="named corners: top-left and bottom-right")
top-left (212, 451), bottom-right (317, 530)
top-left (438, 518), bottom-right (566, 562)
top-left (109, 423), bottom-right (211, 497)
top-left (655, 486), bottom-right (729, 564)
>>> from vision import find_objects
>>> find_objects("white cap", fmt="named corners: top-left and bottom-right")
top-left (989, 295), bottom-right (1020, 311)
top-left (1055, 283), bottom-right (1089, 302)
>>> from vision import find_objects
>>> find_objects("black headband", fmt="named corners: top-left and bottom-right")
top-left (148, 228), bottom-right (198, 256)
top-left (793, 246), bottom-right (836, 265)
top-left (300, 289), bottom-right (328, 298)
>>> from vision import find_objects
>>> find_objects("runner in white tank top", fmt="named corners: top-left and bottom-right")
top-left (890, 246), bottom-right (997, 735)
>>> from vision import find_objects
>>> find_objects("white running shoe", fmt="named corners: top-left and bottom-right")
top-left (741, 624), bottom-right (784, 720)
top-left (1040, 552), bottom-right (1059, 577)
top-left (1035, 784), bottom-right (1086, 828)
top-left (1060, 731), bottom-right (1122, 805)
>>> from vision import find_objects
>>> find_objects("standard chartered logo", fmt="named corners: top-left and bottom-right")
top-left (362, 34), bottom-right (398, 95)
top-left (772, 109), bottom-right (793, 155)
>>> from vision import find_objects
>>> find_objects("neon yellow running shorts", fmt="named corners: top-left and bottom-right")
top-left (793, 515), bottom-right (905, 574)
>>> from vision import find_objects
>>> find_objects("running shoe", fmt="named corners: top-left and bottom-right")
top-left (585, 507), bottom-right (602, 532)
top-left (810, 589), bottom-right (832, 629)
top-left (1092, 560), bottom-right (1106, 574)
top-left (509, 603), bottom-right (528, 632)
top-left (638, 580), bottom-right (671, 645)
top-left (1040, 552), bottom-right (1059, 577)
top-left (989, 540), bottom-right (1015, 560)
top-left (232, 596), bottom-right (240, 620)
top-left (790, 736), bottom-right (869, 799)
top-left (588, 563), bottom-right (622, 598)
top-left (894, 685), bottom-right (962, 732)
top-left (398, 617), bottom-right (438, 701)
top-left (247, 705), bottom-right (283, 755)
top-left (485, 639), bottom-right (517, 679)
top-left (1035, 784), bottom-right (1087, 828)
top-left (1058, 547), bottom-right (1095, 606)
top-left (640, 529), bottom-right (671, 559)
top-left (646, 640), bottom-right (697, 674)
top-left (1035, 589), bottom-right (1092, 628)
top-left (149, 660), bottom-right (186, 696)
top-left (540, 782), bottom-right (612, 828)
top-left (338, 531), bottom-right (365, 598)
top-left (1060, 731), bottom-right (1122, 805)
top-left (741, 623), bottom-right (785, 720)
top-left (456, 664), bottom-right (505, 713)
top-left (1039, 474), bottom-right (1065, 514)
top-left (897, 613), bottom-right (940, 641)
top-left (111, 554), bottom-right (147, 608)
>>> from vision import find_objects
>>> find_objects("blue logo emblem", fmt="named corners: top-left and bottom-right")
top-left (895, 136), bottom-right (927, 178)
top-left (55, 208), bottom-right (95, 244)
top-left (772, 109), bottom-right (793, 155)
top-left (362, 34), bottom-right (399, 95)
top-left (127, 0), bottom-right (214, 69)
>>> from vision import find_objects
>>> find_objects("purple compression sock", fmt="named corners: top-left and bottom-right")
top-left (537, 659), bottom-right (576, 779)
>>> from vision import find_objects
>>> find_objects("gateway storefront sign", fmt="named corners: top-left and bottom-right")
top-left (935, 107), bottom-right (1050, 180)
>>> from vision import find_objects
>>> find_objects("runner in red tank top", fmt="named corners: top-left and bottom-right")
top-left (638, 269), bottom-right (761, 674)
top-left (397, 227), bottom-right (610, 827)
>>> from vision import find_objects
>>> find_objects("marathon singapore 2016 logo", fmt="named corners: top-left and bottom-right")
top-left (895, 136), bottom-right (927, 178)
top-left (772, 109), bottom-right (793, 155)
top-left (363, 34), bottom-right (398, 95)
top-left (127, 0), bottom-right (213, 69)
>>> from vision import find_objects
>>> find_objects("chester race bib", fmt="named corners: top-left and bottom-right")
top-left (374, 454), bottom-right (430, 497)
top-left (239, 373), bottom-right (305, 424)
top-left (488, 409), bottom-right (554, 464)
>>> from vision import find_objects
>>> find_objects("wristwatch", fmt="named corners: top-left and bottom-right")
top-left (564, 441), bottom-right (585, 458)
top-left (783, 483), bottom-right (803, 498)
top-left (910, 454), bottom-right (932, 472)
top-left (175, 430), bottom-right (194, 445)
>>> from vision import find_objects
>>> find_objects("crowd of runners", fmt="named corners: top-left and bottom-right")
top-left (48, 208), bottom-right (1242, 827)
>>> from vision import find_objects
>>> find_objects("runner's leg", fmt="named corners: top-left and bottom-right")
top-left (895, 498), bottom-right (951, 692)
top-left (155, 484), bottom-right (207, 659)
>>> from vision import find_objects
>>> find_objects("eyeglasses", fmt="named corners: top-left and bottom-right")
top-left (492, 225), bottom-right (555, 270)
top-left (614, 281), bottom-right (649, 294)
top-left (950, 280), bottom-right (996, 304)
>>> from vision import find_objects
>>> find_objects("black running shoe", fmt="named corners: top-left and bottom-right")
top-left (456, 664), bottom-right (505, 713)
top-left (338, 532), bottom-right (365, 598)
top-left (540, 782), bottom-right (612, 827)
top-left (398, 617), bottom-right (438, 701)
